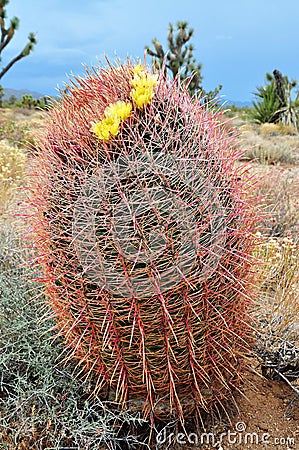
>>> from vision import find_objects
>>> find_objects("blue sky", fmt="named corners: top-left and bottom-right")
top-left (1, 0), bottom-right (299, 101)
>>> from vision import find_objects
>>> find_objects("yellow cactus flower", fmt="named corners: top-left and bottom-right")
top-left (133, 63), bottom-right (145, 76)
top-left (91, 65), bottom-right (158, 141)
top-left (91, 115), bottom-right (120, 141)
top-left (130, 65), bottom-right (158, 109)
top-left (91, 101), bottom-right (132, 141)
top-left (105, 100), bottom-right (132, 121)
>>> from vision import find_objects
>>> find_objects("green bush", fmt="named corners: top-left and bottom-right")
top-left (251, 81), bottom-right (280, 124)
top-left (251, 71), bottom-right (299, 129)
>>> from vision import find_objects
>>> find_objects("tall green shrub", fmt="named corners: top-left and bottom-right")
top-left (252, 70), bottom-right (299, 129)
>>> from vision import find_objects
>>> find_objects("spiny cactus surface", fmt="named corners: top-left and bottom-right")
top-left (29, 60), bottom-right (257, 420)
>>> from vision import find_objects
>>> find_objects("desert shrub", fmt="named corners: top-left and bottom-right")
top-left (21, 115), bottom-right (46, 151)
top-left (238, 123), bottom-right (255, 132)
top-left (0, 113), bottom-right (45, 153)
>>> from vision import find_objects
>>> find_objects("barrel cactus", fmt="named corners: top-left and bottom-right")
top-left (29, 60), bottom-right (256, 420)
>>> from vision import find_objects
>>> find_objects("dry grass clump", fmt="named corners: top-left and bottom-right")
top-left (253, 234), bottom-right (299, 337)
top-left (252, 166), bottom-right (299, 238)
top-left (276, 123), bottom-right (298, 135)
top-left (1, 107), bottom-right (43, 122)
top-left (0, 139), bottom-right (26, 210)
top-left (0, 110), bottom-right (46, 152)
top-left (259, 123), bottom-right (281, 136)
top-left (21, 117), bottom-right (46, 151)
top-left (252, 234), bottom-right (299, 381)
top-left (240, 129), bottom-right (297, 164)
top-left (239, 118), bottom-right (299, 165)
top-left (246, 142), bottom-right (294, 164)
top-left (238, 123), bottom-right (256, 132)
top-left (259, 122), bottom-right (297, 136)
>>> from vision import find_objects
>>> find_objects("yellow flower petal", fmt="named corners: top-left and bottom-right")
top-left (91, 115), bottom-right (121, 141)
top-left (133, 63), bottom-right (146, 76)
top-left (130, 72), bottom-right (158, 109)
top-left (105, 101), bottom-right (132, 121)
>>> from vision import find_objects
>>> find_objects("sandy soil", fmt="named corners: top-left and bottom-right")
top-left (230, 367), bottom-right (298, 450)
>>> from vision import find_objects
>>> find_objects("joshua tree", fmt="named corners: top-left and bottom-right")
top-left (0, 0), bottom-right (37, 80)
top-left (21, 93), bottom-right (36, 109)
top-left (145, 21), bottom-right (222, 99)
top-left (273, 69), bottom-right (286, 108)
